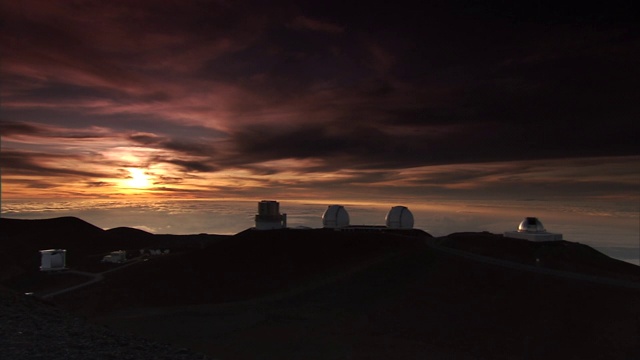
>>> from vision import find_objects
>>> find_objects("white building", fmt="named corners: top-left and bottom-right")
top-left (504, 217), bottom-right (563, 241)
top-left (385, 206), bottom-right (414, 229)
top-left (40, 249), bottom-right (66, 271)
top-left (255, 200), bottom-right (287, 230)
top-left (322, 205), bottom-right (350, 229)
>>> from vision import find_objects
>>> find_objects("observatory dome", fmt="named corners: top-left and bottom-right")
top-left (385, 206), bottom-right (414, 229)
top-left (322, 205), bottom-right (350, 228)
top-left (518, 217), bottom-right (546, 233)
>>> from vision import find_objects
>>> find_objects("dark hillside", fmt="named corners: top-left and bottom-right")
top-left (0, 217), bottom-right (195, 284)
top-left (95, 238), bottom-right (640, 360)
top-left (105, 226), bottom-right (154, 240)
top-left (439, 232), bottom-right (640, 282)
top-left (1, 217), bottom-right (104, 282)
top-left (53, 228), bottom-right (430, 314)
top-left (0, 286), bottom-right (211, 360)
top-left (2, 219), bottom-right (639, 359)
top-left (1, 217), bottom-right (104, 242)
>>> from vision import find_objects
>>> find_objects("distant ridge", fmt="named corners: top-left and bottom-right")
top-left (438, 232), bottom-right (640, 282)
top-left (1, 217), bottom-right (158, 243)
top-left (0, 217), bottom-right (157, 281)
top-left (0, 216), bottom-right (230, 283)
top-left (1, 216), bottom-right (104, 239)
top-left (105, 227), bottom-right (154, 239)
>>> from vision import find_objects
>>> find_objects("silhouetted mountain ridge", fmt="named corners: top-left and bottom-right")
top-left (1, 217), bottom-right (157, 282)
top-left (105, 226), bottom-right (154, 239)
top-left (2, 217), bottom-right (640, 359)
top-left (439, 232), bottom-right (640, 281)
top-left (1, 216), bottom-right (104, 240)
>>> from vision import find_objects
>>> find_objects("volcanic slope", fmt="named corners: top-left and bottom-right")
top-left (50, 228), bottom-right (640, 360)
top-left (439, 232), bottom-right (640, 282)
top-left (0, 286), bottom-right (212, 360)
top-left (0, 217), bottom-right (225, 283)
top-left (3, 219), bottom-right (640, 359)
top-left (52, 228), bottom-right (429, 313)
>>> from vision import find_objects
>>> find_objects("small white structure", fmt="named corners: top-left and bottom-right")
top-left (322, 205), bottom-right (350, 228)
top-left (101, 250), bottom-right (127, 263)
top-left (40, 249), bottom-right (66, 271)
top-left (255, 200), bottom-right (287, 230)
top-left (385, 206), bottom-right (414, 229)
top-left (504, 217), bottom-right (563, 241)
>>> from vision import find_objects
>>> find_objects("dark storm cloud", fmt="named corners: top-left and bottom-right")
top-left (154, 175), bottom-right (184, 185)
top-left (162, 159), bottom-right (217, 173)
top-left (289, 16), bottom-right (344, 34)
top-left (223, 122), bottom-right (482, 171)
top-left (128, 133), bottom-right (163, 146)
top-left (226, 124), bottom-right (412, 170)
top-left (1, 121), bottom-right (110, 140)
top-left (85, 181), bottom-right (113, 188)
top-left (225, 90), bottom-right (637, 172)
top-left (129, 132), bottom-right (215, 156)
top-left (0, 150), bottom-right (109, 178)
top-left (163, 141), bottom-right (214, 157)
top-left (127, 132), bottom-right (218, 172)
top-left (1, 178), bottom-right (57, 190)
top-left (0, 121), bottom-right (42, 136)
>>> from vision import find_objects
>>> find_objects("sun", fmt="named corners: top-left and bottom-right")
top-left (126, 168), bottom-right (152, 188)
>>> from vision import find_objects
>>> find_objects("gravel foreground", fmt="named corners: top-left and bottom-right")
top-left (0, 288), bottom-right (212, 360)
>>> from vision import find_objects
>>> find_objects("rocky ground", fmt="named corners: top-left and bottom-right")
top-left (0, 287), bottom-right (211, 360)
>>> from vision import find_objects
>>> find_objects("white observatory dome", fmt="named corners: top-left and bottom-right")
top-left (322, 205), bottom-right (350, 228)
top-left (385, 206), bottom-right (414, 229)
top-left (518, 217), bottom-right (546, 233)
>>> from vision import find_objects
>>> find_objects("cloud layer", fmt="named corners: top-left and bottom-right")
top-left (1, 0), bottom-right (639, 202)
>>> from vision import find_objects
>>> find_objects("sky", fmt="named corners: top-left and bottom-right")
top-left (1, 0), bottom-right (639, 206)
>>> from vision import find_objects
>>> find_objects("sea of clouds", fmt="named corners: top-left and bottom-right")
top-left (2, 198), bottom-right (638, 265)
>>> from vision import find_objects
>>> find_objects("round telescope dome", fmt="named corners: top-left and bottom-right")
top-left (385, 206), bottom-right (414, 229)
top-left (322, 205), bottom-right (350, 228)
top-left (518, 217), bottom-right (546, 233)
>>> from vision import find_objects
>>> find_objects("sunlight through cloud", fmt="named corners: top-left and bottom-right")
top-left (125, 168), bottom-right (151, 189)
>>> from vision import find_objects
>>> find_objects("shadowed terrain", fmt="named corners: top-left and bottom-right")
top-left (439, 232), bottom-right (640, 282)
top-left (1, 217), bottom-right (639, 359)
top-left (0, 285), bottom-right (212, 360)
top-left (0, 217), bottom-right (226, 283)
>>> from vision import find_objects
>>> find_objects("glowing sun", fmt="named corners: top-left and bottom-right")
top-left (126, 168), bottom-right (151, 188)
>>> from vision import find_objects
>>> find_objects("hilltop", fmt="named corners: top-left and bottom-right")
top-left (0, 217), bottom-right (226, 281)
top-left (1, 217), bottom-right (639, 359)
top-left (438, 232), bottom-right (640, 282)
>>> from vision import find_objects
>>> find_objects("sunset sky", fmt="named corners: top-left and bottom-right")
top-left (1, 1), bottom-right (639, 204)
